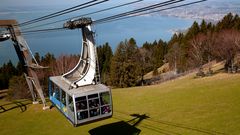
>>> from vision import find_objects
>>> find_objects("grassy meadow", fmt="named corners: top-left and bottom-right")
top-left (0, 73), bottom-right (240, 135)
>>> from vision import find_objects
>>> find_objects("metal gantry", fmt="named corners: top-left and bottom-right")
top-left (0, 20), bottom-right (49, 110)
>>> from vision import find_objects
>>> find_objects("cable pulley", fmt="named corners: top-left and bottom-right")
top-left (64, 18), bottom-right (93, 29)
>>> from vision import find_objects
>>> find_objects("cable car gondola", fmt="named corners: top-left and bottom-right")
top-left (49, 78), bottom-right (112, 126)
top-left (49, 18), bottom-right (112, 126)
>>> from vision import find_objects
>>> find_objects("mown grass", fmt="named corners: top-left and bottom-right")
top-left (0, 73), bottom-right (240, 135)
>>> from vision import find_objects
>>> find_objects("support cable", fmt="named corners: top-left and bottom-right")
top-left (22, 0), bottom-right (144, 31)
top-left (95, 0), bottom-right (207, 24)
top-left (11, 0), bottom-right (207, 35)
top-left (19, 0), bottom-right (109, 27)
top-left (21, 27), bottom-right (66, 34)
top-left (94, 0), bottom-right (184, 24)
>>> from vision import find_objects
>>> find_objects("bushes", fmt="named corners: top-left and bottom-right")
top-left (7, 76), bottom-right (31, 100)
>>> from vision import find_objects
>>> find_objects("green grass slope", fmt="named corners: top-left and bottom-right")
top-left (0, 73), bottom-right (240, 135)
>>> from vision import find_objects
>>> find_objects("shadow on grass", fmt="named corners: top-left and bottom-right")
top-left (115, 111), bottom-right (227, 135)
top-left (146, 119), bottom-right (227, 135)
top-left (89, 114), bottom-right (149, 135)
top-left (0, 99), bottom-right (32, 113)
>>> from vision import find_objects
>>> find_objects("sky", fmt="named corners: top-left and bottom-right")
top-left (0, 0), bottom-right (81, 7)
top-left (0, 0), bottom-right (238, 6)
top-left (0, 0), bottom-right (239, 23)
top-left (1, 0), bottom-right (239, 24)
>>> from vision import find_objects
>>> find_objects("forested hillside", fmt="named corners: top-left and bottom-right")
top-left (100, 13), bottom-right (240, 87)
top-left (0, 13), bottom-right (240, 92)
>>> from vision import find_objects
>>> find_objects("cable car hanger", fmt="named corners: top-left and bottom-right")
top-left (49, 17), bottom-right (113, 126)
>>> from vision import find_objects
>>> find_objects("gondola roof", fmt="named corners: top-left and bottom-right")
top-left (50, 76), bottom-right (110, 96)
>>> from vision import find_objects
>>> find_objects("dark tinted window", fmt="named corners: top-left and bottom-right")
top-left (89, 99), bottom-right (100, 109)
top-left (68, 95), bottom-right (74, 112)
top-left (101, 106), bottom-right (111, 114)
top-left (88, 93), bottom-right (100, 118)
top-left (53, 85), bottom-right (60, 101)
top-left (75, 96), bottom-right (86, 102)
top-left (61, 90), bottom-right (66, 106)
top-left (77, 111), bottom-right (88, 120)
top-left (88, 94), bottom-right (98, 99)
top-left (76, 96), bottom-right (88, 111)
top-left (50, 82), bottom-right (55, 96)
top-left (89, 108), bottom-right (100, 117)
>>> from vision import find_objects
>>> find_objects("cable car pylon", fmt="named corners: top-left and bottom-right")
top-left (0, 20), bottom-right (49, 110)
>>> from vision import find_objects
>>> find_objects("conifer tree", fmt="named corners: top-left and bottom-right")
top-left (216, 13), bottom-right (234, 31)
top-left (110, 38), bottom-right (140, 87)
top-left (110, 41), bottom-right (125, 87)
top-left (124, 38), bottom-right (140, 87)
top-left (200, 20), bottom-right (207, 34)
top-left (186, 21), bottom-right (200, 40)
top-left (97, 42), bottom-right (113, 85)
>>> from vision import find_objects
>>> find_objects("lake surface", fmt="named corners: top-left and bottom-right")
top-left (0, 11), bottom-right (197, 65)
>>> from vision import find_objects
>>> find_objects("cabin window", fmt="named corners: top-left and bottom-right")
top-left (100, 92), bottom-right (110, 105)
top-left (68, 95), bottom-right (74, 112)
top-left (100, 92), bottom-right (111, 114)
top-left (50, 82), bottom-right (55, 97)
top-left (53, 85), bottom-right (60, 101)
top-left (76, 96), bottom-right (88, 111)
top-left (77, 111), bottom-right (88, 120)
top-left (76, 96), bottom-right (89, 120)
top-left (88, 94), bottom-right (98, 99)
top-left (61, 90), bottom-right (66, 106)
top-left (89, 98), bottom-right (100, 108)
top-left (88, 94), bottom-right (100, 117)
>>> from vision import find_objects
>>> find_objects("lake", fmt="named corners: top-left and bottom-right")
top-left (0, 11), bottom-right (197, 65)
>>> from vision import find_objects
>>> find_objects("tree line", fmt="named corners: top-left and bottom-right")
top-left (98, 13), bottom-right (240, 87)
top-left (0, 13), bottom-right (240, 92)
top-left (167, 13), bottom-right (240, 74)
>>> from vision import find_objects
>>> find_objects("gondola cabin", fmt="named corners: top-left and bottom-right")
top-left (49, 76), bottom-right (113, 126)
